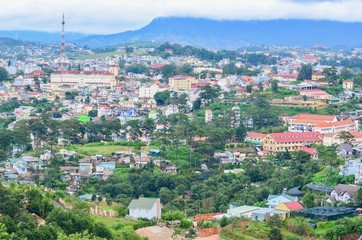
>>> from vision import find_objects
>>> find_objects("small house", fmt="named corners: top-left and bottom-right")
top-left (128, 197), bottom-right (162, 220)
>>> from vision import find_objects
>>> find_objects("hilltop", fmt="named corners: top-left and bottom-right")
top-left (76, 17), bottom-right (362, 49)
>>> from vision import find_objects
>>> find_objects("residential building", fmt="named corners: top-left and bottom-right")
top-left (169, 75), bottom-right (197, 92)
top-left (298, 147), bottom-right (318, 159)
top-left (267, 194), bottom-right (298, 208)
top-left (245, 132), bottom-right (266, 145)
top-left (205, 109), bottom-right (213, 123)
top-left (338, 144), bottom-right (353, 156)
top-left (262, 132), bottom-right (323, 153)
top-left (343, 80), bottom-right (354, 90)
top-left (312, 71), bottom-right (325, 81)
top-left (128, 197), bottom-right (161, 220)
top-left (327, 184), bottom-right (360, 203)
top-left (227, 205), bottom-right (260, 218)
top-left (139, 83), bottom-right (160, 98)
top-left (340, 159), bottom-right (362, 183)
top-left (299, 89), bottom-right (332, 100)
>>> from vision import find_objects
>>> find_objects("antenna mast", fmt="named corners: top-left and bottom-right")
top-left (60, 14), bottom-right (66, 70)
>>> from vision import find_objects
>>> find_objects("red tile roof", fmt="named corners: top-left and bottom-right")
top-left (268, 132), bottom-right (322, 143)
top-left (298, 147), bottom-right (318, 155)
top-left (53, 70), bottom-right (113, 76)
top-left (291, 113), bottom-right (335, 122)
top-left (315, 119), bottom-right (355, 128)
top-left (283, 201), bottom-right (304, 211)
top-left (247, 132), bottom-right (266, 139)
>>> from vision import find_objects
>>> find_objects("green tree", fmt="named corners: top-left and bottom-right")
top-left (302, 192), bottom-right (315, 208)
top-left (297, 64), bottom-right (312, 81)
top-left (271, 79), bottom-right (278, 93)
top-left (0, 67), bottom-right (9, 82)
top-left (268, 228), bottom-right (282, 240)
top-left (161, 64), bottom-right (177, 79)
top-left (125, 46), bottom-right (134, 54)
top-left (246, 85), bottom-right (253, 93)
top-left (154, 90), bottom-right (171, 106)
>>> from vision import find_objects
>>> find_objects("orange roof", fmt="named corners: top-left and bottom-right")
top-left (298, 147), bottom-right (317, 155)
top-left (247, 132), bottom-right (266, 139)
top-left (283, 201), bottom-right (304, 211)
top-left (268, 132), bottom-right (322, 143)
top-left (291, 118), bottom-right (330, 125)
top-left (291, 113), bottom-right (335, 122)
top-left (350, 131), bottom-right (362, 138)
top-left (315, 120), bottom-right (355, 128)
top-left (194, 213), bottom-right (222, 222)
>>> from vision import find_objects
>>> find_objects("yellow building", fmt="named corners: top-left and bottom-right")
top-left (169, 75), bottom-right (197, 92)
top-left (343, 80), bottom-right (354, 90)
top-left (311, 71), bottom-right (325, 81)
top-left (275, 202), bottom-right (304, 220)
top-left (262, 132), bottom-right (323, 153)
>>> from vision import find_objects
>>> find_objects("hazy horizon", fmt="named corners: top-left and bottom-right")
top-left (1, 0), bottom-right (362, 34)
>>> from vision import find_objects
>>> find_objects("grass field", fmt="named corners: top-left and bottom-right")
top-left (74, 51), bottom-right (121, 60)
top-left (67, 143), bottom-right (158, 156)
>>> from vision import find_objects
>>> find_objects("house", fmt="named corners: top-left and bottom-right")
top-left (78, 193), bottom-right (94, 201)
top-left (285, 186), bottom-right (304, 197)
top-left (149, 149), bottom-right (161, 157)
top-left (169, 75), bottom-right (197, 92)
top-left (214, 151), bottom-right (234, 165)
top-left (327, 184), bottom-right (360, 203)
top-left (275, 201), bottom-right (304, 219)
top-left (227, 205), bottom-right (260, 218)
top-left (338, 143), bottom-right (353, 156)
top-left (305, 183), bottom-right (334, 194)
top-left (250, 208), bottom-right (288, 221)
top-left (245, 132), bottom-right (266, 146)
top-left (343, 80), bottom-right (354, 90)
top-left (262, 132), bottom-right (323, 153)
top-left (267, 194), bottom-right (298, 208)
top-left (79, 162), bottom-right (92, 176)
top-left (340, 158), bottom-right (362, 183)
top-left (128, 197), bottom-right (162, 220)
top-left (312, 71), bottom-right (325, 81)
top-left (298, 147), bottom-right (318, 159)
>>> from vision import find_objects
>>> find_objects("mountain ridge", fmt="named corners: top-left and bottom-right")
top-left (75, 17), bottom-right (362, 49)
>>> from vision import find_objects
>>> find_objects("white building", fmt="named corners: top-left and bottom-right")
top-left (327, 184), bottom-right (360, 203)
top-left (139, 83), bottom-right (160, 98)
top-left (341, 159), bottom-right (362, 183)
top-left (50, 70), bottom-right (116, 90)
top-left (205, 109), bottom-right (213, 123)
top-left (128, 197), bottom-right (161, 220)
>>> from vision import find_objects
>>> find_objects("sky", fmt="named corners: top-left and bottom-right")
top-left (0, 0), bottom-right (361, 34)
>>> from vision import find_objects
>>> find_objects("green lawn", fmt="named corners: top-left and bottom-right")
top-left (74, 51), bottom-right (121, 60)
top-left (67, 143), bottom-right (157, 156)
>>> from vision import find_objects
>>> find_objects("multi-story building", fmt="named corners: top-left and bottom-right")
top-left (169, 75), bottom-right (197, 92)
top-left (343, 80), bottom-right (354, 90)
top-left (313, 120), bottom-right (357, 134)
top-left (139, 83), bottom-right (160, 98)
top-left (288, 114), bottom-right (336, 132)
top-left (205, 109), bottom-right (213, 123)
top-left (262, 132), bottom-right (323, 153)
top-left (50, 70), bottom-right (116, 91)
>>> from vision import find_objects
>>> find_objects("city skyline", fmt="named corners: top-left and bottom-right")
top-left (0, 0), bottom-right (362, 34)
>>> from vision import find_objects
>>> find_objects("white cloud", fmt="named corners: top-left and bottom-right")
top-left (0, 0), bottom-right (361, 34)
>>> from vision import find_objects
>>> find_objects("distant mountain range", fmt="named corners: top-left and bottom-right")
top-left (1, 18), bottom-right (362, 49)
top-left (75, 17), bottom-right (362, 49)
top-left (0, 30), bottom-right (86, 44)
